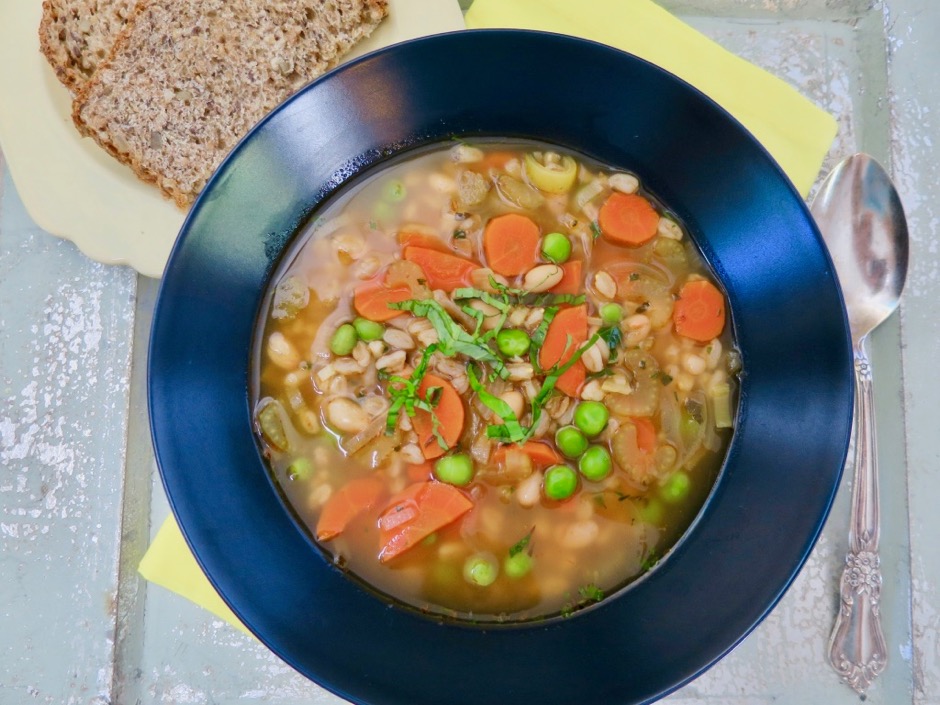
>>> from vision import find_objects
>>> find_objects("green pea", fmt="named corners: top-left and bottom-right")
top-left (600, 303), bottom-right (623, 325)
top-left (434, 453), bottom-right (474, 487)
top-left (353, 317), bottom-right (385, 342)
top-left (661, 471), bottom-right (691, 504)
top-left (463, 553), bottom-right (498, 587)
top-left (381, 178), bottom-right (407, 202)
top-left (371, 200), bottom-right (394, 225)
top-left (636, 497), bottom-right (664, 525)
top-left (578, 445), bottom-right (612, 482)
top-left (573, 401), bottom-right (610, 437)
top-left (555, 425), bottom-right (588, 459)
top-left (286, 457), bottom-right (312, 481)
top-left (543, 464), bottom-right (579, 501)
top-left (504, 551), bottom-right (533, 579)
top-left (540, 232), bottom-right (572, 263)
top-left (329, 323), bottom-right (358, 356)
top-left (496, 328), bottom-right (530, 357)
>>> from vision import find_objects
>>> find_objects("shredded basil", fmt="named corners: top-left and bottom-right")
top-left (590, 220), bottom-right (602, 241)
top-left (466, 364), bottom-right (527, 443)
top-left (509, 528), bottom-right (534, 558)
top-left (389, 298), bottom-right (508, 378)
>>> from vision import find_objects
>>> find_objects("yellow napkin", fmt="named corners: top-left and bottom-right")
top-left (139, 516), bottom-right (249, 633)
top-left (139, 1), bottom-right (838, 633)
top-left (465, 0), bottom-right (836, 196)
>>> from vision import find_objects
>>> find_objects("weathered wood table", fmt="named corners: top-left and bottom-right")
top-left (2, 1), bottom-right (938, 703)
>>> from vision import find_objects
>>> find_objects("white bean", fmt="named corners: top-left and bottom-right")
top-left (468, 299), bottom-right (502, 329)
top-left (522, 264), bottom-right (564, 293)
top-left (350, 255), bottom-right (381, 279)
top-left (400, 443), bottom-right (425, 465)
top-left (331, 230), bottom-right (367, 260)
top-left (516, 471), bottom-right (543, 508)
top-left (266, 332), bottom-right (300, 370)
top-left (682, 353), bottom-right (707, 376)
top-left (600, 374), bottom-right (632, 395)
top-left (704, 338), bottom-right (723, 370)
top-left (593, 271), bottom-right (617, 299)
top-left (352, 341), bottom-right (371, 368)
top-left (582, 342), bottom-right (605, 373)
top-left (499, 390), bottom-right (525, 419)
top-left (326, 397), bottom-right (370, 434)
top-left (315, 363), bottom-right (336, 383)
top-left (581, 379), bottom-right (605, 401)
top-left (560, 520), bottom-right (600, 549)
top-left (609, 173), bottom-right (640, 194)
top-left (657, 216), bottom-right (683, 240)
top-left (452, 144), bottom-right (484, 163)
top-left (507, 363), bottom-right (535, 381)
top-left (429, 173), bottom-right (456, 194)
top-left (332, 357), bottom-right (363, 375)
top-left (623, 314), bottom-right (652, 347)
top-left (383, 328), bottom-right (415, 351)
top-left (375, 350), bottom-right (407, 371)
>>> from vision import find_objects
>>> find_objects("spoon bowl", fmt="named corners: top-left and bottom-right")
top-left (813, 154), bottom-right (909, 344)
top-left (811, 153), bottom-right (909, 695)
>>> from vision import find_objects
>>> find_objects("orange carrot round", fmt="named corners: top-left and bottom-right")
top-left (412, 374), bottom-right (465, 460)
top-left (598, 192), bottom-right (659, 246)
top-left (483, 213), bottom-right (541, 276)
top-left (492, 441), bottom-right (563, 468)
top-left (402, 245), bottom-right (476, 292)
top-left (673, 279), bottom-right (726, 342)
top-left (353, 277), bottom-right (413, 322)
top-left (316, 476), bottom-right (385, 541)
top-left (378, 481), bottom-right (473, 562)
top-left (549, 260), bottom-right (582, 295)
top-left (538, 304), bottom-right (588, 397)
top-left (397, 229), bottom-right (450, 252)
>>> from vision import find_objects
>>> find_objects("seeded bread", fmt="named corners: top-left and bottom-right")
top-left (71, 0), bottom-right (389, 208)
top-left (39, 0), bottom-right (137, 93)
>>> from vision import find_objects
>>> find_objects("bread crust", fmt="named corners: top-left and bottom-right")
top-left (38, 0), bottom-right (137, 94)
top-left (71, 0), bottom-right (389, 208)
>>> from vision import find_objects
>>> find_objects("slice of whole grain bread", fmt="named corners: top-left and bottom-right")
top-left (39, 0), bottom-right (138, 93)
top-left (72, 0), bottom-right (388, 208)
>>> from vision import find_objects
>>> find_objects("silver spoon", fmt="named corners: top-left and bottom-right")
top-left (811, 153), bottom-right (909, 695)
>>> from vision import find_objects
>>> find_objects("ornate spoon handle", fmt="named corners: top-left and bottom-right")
top-left (827, 340), bottom-right (887, 694)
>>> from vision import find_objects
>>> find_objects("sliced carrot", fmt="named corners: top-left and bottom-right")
top-left (407, 461), bottom-right (435, 484)
top-left (598, 192), bottom-right (659, 246)
top-left (492, 441), bottom-right (563, 468)
top-left (479, 150), bottom-right (516, 171)
top-left (397, 229), bottom-right (450, 253)
top-left (632, 417), bottom-right (657, 454)
top-left (353, 276), bottom-right (413, 322)
top-left (483, 213), bottom-right (541, 276)
top-left (673, 279), bottom-right (726, 342)
top-left (402, 245), bottom-right (476, 293)
top-left (412, 374), bottom-right (465, 460)
top-left (539, 304), bottom-right (588, 397)
top-left (315, 477), bottom-right (385, 541)
top-left (378, 481), bottom-right (473, 562)
top-left (549, 260), bottom-right (582, 295)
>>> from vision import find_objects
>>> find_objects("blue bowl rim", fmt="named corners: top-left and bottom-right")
top-left (148, 29), bottom-right (853, 705)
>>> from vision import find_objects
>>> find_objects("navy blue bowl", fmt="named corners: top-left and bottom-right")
top-left (149, 30), bottom-right (852, 705)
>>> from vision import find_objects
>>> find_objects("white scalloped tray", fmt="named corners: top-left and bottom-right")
top-left (0, 0), bottom-right (465, 278)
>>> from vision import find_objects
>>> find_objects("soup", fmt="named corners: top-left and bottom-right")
top-left (253, 142), bottom-right (739, 622)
